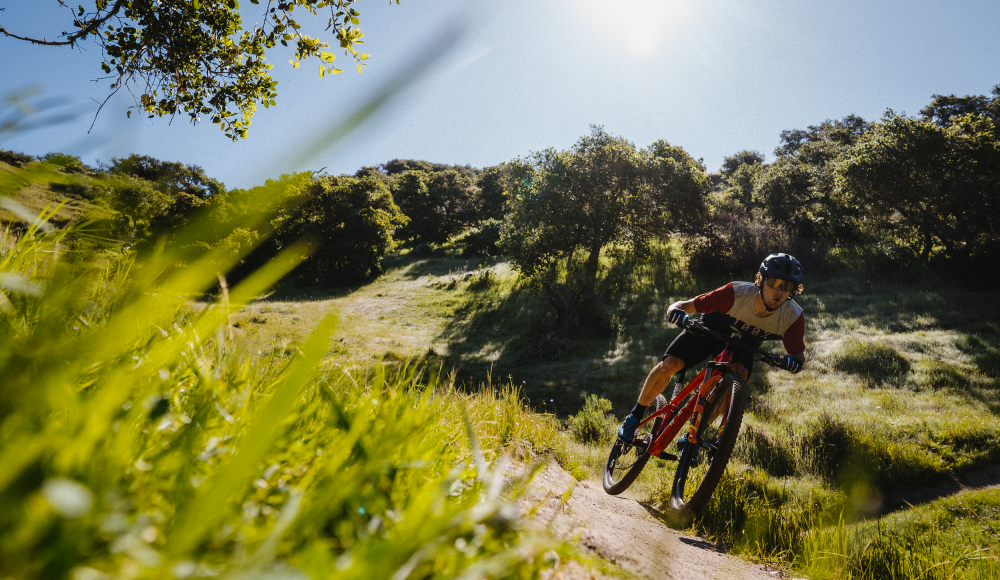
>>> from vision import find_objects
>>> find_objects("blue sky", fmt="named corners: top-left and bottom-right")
top-left (1, 0), bottom-right (999, 190)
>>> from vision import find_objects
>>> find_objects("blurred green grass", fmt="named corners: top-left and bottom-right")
top-left (0, 208), bottom-right (581, 578)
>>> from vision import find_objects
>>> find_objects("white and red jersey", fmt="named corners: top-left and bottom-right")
top-left (691, 282), bottom-right (805, 356)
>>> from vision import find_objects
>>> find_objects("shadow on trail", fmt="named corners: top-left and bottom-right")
top-left (678, 537), bottom-right (726, 552)
top-left (637, 502), bottom-right (682, 528)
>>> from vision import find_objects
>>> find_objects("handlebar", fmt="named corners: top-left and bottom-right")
top-left (680, 317), bottom-right (791, 371)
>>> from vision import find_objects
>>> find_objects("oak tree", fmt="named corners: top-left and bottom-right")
top-left (834, 112), bottom-right (1000, 261)
top-left (500, 126), bottom-right (709, 288)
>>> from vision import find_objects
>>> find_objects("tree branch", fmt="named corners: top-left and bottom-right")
top-left (0, 0), bottom-right (125, 47)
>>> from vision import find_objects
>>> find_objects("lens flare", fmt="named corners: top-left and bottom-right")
top-left (575, 0), bottom-right (696, 57)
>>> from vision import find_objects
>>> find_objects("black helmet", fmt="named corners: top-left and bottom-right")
top-left (759, 253), bottom-right (803, 284)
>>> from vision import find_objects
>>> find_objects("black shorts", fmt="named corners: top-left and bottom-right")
top-left (663, 330), bottom-right (755, 377)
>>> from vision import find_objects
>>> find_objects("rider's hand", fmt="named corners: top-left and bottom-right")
top-left (783, 355), bottom-right (804, 374)
top-left (667, 308), bottom-right (689, 328)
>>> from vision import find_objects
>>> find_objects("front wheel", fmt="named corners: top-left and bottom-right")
top-left (669, 373), bottom-right (747, 517)
top-left (603, 395), bottom-right (667, 495)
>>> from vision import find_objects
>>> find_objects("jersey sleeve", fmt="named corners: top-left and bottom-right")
top-left (692, 283), bottom-right (736, 314)
top-left (781, 313), bottom-right (806, 356)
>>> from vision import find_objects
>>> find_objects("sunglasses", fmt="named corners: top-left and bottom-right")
top-left (765, 277), bottom-right (796, 293)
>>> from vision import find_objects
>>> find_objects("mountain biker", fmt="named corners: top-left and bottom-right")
top-left (617, 253), bottom-right (807, 447)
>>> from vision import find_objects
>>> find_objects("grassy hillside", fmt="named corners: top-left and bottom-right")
top-left (3, 159), bottom-right (998, 579)
top-left (0, 159), bottom-right (97, 227)
top-left (227, 245), bottom-right (1000, 579)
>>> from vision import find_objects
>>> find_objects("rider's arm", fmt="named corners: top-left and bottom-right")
top-left (667, 299), bottom-right (698, 314)
top-left (672, 283), bottom-right (737, 316)
top-left (782, 313), bottom-right (806, 362)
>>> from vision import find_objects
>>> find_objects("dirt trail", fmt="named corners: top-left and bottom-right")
top-left (881, 462), bottom-right (1000, 514)
top-left (522, 459), bottom-right (1000, 579)
top-left (521, 463), bottom-right (787, 580)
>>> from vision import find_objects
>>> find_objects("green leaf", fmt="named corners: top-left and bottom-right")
top-left (318, 65), bottom-right (325, 78)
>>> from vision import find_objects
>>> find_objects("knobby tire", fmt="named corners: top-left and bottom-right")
top-left (603, 395), bottom-right (667, 495)
top-left (669, 373), bottom-right (747, 517)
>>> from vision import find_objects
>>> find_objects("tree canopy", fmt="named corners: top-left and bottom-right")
top-left (0, 0), bottom-right (393, 139)
top-left (920, 85), bottom-right (1000, 129)
top-left (274, 174), bottom-right (407, 283)
top-left (500, 127), bottom-right (709, 287)
top-left (835, 112), bottom-right (1000, 261)
top-left (720, 149), bottom-right (764, 176)
top-left (106, 154), bottom-right (224, 199)
top-left (389, 169), bottom-right (477, 245)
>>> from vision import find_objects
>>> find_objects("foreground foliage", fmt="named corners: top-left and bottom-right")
top-left (0, 180), bottom-right (569, 579)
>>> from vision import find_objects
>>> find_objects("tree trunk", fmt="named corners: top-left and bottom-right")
top-left (919, 232), bottom-right (933, 262)
top-left (584, 240), bottom-right (604, 290)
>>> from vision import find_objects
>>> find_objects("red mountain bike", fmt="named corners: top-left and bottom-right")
top-left (602, 317), bottom-right (792, 516)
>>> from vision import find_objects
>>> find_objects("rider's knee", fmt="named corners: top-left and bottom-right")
top-left (659, 356), bottom-right (686, 376)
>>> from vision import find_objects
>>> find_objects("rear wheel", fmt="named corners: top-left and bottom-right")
top-left (669, 373), bottom-right (747, 516)
top-left (603, 395), bottom-right (667, 495)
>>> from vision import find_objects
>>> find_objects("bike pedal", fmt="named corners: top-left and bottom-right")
top-left (657, 452), bottom-right (678, 461)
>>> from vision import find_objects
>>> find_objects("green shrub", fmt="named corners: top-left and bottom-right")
top-left (390, 169), bottom-right (476, 245)
top-left (798, 412), bottom-right (855, 483)
top-left (798, 413), bottom-right (950, 491)
top-left (922, 360), bottom-right (971, 390)
top-left (90, 174), bottom-right (172, 243)
top-left (684, 209), bottom-right (794, 278)
top-left (458, 218), bottom-right (502, 258)
top-left (735, 423), bottom-right (797, 477)
top-left (568, 394), bottom-right (615, 444)
top-left (104, 153), bottom-right (224, 199)
top-left (0, 149), bottom-right (35, 167)
top-left (39, 152), bottom-right (90, 173)
top-left (275, 175), bottom-right (408, 285)
top-left (830, 339), bottom-right (911, 386)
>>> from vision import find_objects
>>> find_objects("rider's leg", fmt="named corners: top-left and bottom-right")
top-left (618, 356), bottom-right (686, 441)
top-left (637, 356), bottom-right (686, 406)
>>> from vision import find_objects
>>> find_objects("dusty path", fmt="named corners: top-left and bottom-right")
top-left (522, 460), bottom-right (1000, 579)
top-left (521, 463), bottom-right (785, 580)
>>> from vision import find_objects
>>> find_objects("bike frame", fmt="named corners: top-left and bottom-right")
top-left (636, 346), bottom-right (737, 458)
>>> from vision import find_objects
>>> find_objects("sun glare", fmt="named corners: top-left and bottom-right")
top-left (575, 0), bottom-right (695, 57)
